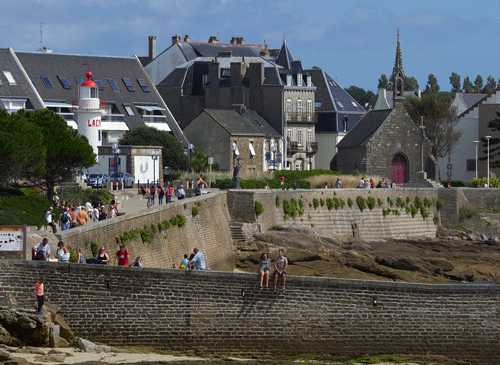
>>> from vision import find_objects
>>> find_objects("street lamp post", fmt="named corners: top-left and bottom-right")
top-left (111, 143), bottom-right (121, 188)
top-left (150, 150), bottom-right (159, 186)
top-left (474, 140), bottom-right (479, 180)
top-left (188, 144), bottom-right (194, 173)
top-left (486, 136), bottom-right (492, 188)
top-left (271, 145), bottom-right (277, 172)
top-left (307, 144), bottom-right (313, 171)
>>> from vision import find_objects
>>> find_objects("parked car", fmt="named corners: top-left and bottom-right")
top-left (110, 172), bottom-right (134, 188)
top-left (87, 173), bottom-right (110, 189)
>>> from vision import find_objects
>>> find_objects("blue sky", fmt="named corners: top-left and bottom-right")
top-left (3, 0), bottom-right (500, 92)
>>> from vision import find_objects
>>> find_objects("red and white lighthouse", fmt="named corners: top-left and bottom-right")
top-left (74, 71), bottom-right (106, 155)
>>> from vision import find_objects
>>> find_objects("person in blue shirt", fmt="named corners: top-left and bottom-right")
top-left (188, 247), bottom-right (206, 270)
top-left (180, 254), bottom-right (190, 269)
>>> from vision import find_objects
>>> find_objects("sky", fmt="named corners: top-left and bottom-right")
top-left (2, 0), bottom-right (500, 92)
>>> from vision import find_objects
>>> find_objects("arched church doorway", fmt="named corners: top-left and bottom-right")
top-left (391, 154), bottom-right (408, 184)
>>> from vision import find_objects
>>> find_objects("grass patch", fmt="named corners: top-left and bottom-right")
top-left (451, 224), bottom-right (467, 231)
top-left (459, 206), bottom-right (479, 219)
top-left (268, 225), bottom-right (283, 231)
top-left (486, 207), bottom-right (500, 213)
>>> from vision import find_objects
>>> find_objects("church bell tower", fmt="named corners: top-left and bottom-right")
top-left (391, 29), bottom-right (405, 105)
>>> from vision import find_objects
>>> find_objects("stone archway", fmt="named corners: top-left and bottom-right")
top-left (391, 153), bottom-right (408, 184)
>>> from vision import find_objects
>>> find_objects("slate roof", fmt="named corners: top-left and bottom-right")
top-left (0, 48), bottom-right (44, 110)
top-left (336, 109), bottom-right (393, 147)
top-left (157, 56), bottom-right (285, 89)
top-left (461, 93), bottom-right (487, 109)
top-left (276, 39), bottom-right (293, 70)
top-left (203, 109), bottom-right (281, 137)
top-left (307, 68), bottom-right (365, 132)
top-left (14, 51), bottom-right (171, 131)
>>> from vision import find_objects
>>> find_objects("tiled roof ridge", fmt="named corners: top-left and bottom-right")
top-left (178, 42), bottom-right (264, 46)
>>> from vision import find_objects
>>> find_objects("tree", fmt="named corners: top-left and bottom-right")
top-left (482, 76), bottom-right (498, 94)
top-left (345, 86), bottom-right (375, 106)
top-left (449, 72), bottom-right (461, 93)
top-left (473, 75), bottom-right (483, 94)
top-left (0, 109), bottom-right (46, 185)
top-left (404, 76), bottom-right (419, 91)
top-left (119, 125), bottom-right (188, 172)
top-left (191, 148), bottom-right (219, 173)
top-left (17, 109), bottom-right (96, 201)
top-left (481, 112), bottom-right (500, 168)
top-left (462, 76), bottom-right (474, 93)
top-left (424, 74), bottom-right (440, 94)
top-left (405, 94), bottom-right (461, 158)
top-left (377, 74), bottom-right (392, 90)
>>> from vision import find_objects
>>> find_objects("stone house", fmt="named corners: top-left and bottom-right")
top-left (332, 32), bottom-right (438, 184)
top-left (183, 109), bottom-right (281, 175)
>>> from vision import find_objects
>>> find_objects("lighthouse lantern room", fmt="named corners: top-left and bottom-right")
top-left (74, 71), bottom-right (106, 155)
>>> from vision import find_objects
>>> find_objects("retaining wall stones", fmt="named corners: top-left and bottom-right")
top-left (1, 260), bottom-right (499, 364)
top-left (229, 189), bottom-right (439, 239)
top-left (55, 192), bottom-right (234, 271)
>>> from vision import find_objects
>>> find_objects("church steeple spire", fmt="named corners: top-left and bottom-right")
top-left (391, 29), bottom-right (405, 105)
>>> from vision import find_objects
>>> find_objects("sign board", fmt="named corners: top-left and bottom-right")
top-left (208, 157), bottom-right (214, 165)
top-left (0, 225), bottom-right (27, 259)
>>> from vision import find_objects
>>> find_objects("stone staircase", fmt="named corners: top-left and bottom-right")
top-left (229, 222), bottom-right (247, 242)
top-left (402, 179), bottom-right (443, 189)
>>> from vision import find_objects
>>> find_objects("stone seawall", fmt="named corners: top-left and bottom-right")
top-left (1, 260), bottom-right (499, 364)
top-left (229, 189), bottom-right (439, 239)
top-left (56, 192), bottom-right (234, 271)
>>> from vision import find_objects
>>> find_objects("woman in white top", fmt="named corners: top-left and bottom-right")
top-left (57, 241), bottom-right (70, 262)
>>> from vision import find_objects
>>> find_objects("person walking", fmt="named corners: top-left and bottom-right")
top-left (59, 208), bottom-right (71, 231)
top-left (188, 247), bottom-right (206, 270)
top-left (273, 249), bottom-right (288, 290)
top-left (115, 244), bottom-right (130, 266)
top-left (150, 185), bottom-right (156, 206)
top-left (166, 183), bottom-right (173, 204)
top-left (45, 207), bottom-right (57, 233)
top-left (258, 253), bottom-right (271, 289)
top-left (158, 186), bottom-right (165, 205)
top-left (34, 277), bottom-right (45, 315)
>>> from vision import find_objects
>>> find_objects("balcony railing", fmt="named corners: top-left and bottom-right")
top-left (101, 114), bottom-right (125, 122)
top-left (72, 99), bottom-right (106, 111)
top-left (143, 115), bottom-right (167, 123)
top-left (285, 112), bottom-right (317, 123)
top-left (287, 141), bottom-right (318, 154)
top-left (57, 112), bottom-right (75, 121)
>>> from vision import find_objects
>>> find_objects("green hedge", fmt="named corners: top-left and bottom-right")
top-left (58, 187), bottom-right (114, 206)
top-left (0, 195), bottom-right (54, 227)
top-left (212, 178), bottom-right (310, 190)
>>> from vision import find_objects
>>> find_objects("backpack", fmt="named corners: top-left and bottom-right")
top-left (35, 249), bottom-right (45, 261)
top-left (60, 212), bottom-right (69, 224)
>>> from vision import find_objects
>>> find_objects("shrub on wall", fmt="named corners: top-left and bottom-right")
top-left (414, 196), bottom-right (424, 209)
top-left (170, 214), bottom-right (187, 227)
top-left (406, 197), bottom-right (411, 204)
top-left (396, 197), bottom-right (405, 208)
top-left (410, 205), bottom-right (418, 217)
top-left (356, 196), bottom-right (366, 211)
top-left (275, 196), bottom-right (280, 207)
top-left (366, 197), bottom-right (376, 210)
top-left (192, 206), bottom-right (199, 217)
top-left (377, 198), bottom-right (384, 207)
top-left (158, 220), bottom-right (172, 232)
top-left (339, 198), bottom-right (345, 209)
top-left (140, 227), bottom-right (152, 243)
top-left (313, 198), bottom-right (320, 209)
top-left (423, 198), bottom-right (434, 207)
top-left (420, 207), bottom-right (429, 219)
top-left (255, 201), bottom-right (264, 217)
top-left (326, 198), bottom-right (334, 210)
top-left (459, 206), bottom-right (478, 219)
top-left (298, 199), bottom-right (304, 208)
top-left (382, 208), bottom-right (390, 216)
top-left (435, 200), bottom-right (444, 209)
top-left (319, 199), bottom-right (325, 207)
top-left (90, 242), bottom-right (99, 257)
top-left (120, 230), bottom-right (138, 245)
top-left (347, 198), bottom-right (353, 208)
top-left (433, 215), bottom-right (440, 224)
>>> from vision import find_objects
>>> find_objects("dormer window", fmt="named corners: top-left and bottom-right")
top-left (297, 73), bottom-right (302, 87)
top-left (307, 76), bottom-right (312, 87)
top-left (286, 74), bottom-right (291, 86)
top-left (3, 71), bottom-right (16, 85)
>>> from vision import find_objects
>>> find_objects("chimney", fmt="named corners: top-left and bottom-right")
top-left (232, 104), bottom-right (246, 114)
top-left (184, 35), bottom-right (190, 42)
top-left (172, 34), bottom-right (181, 45)
top-left (236, 37), bottom-right (245, 44)
top-left (230, 37), bottom-right (237, 44)
top-left (230, 61), bottom-right (246, 106)
top-left (208, 36), bottom-right (218, 43)
top-left (218, 49), bottom-right (233, 57)
top-left (260, 45), bottom-right (270, 57)
top-left (148, 36), bottom-right (157, 61)
top-left (249, 62), bottom-right (264, 87)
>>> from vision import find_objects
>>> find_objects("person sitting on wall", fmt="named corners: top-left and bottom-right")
top-left (197, 174), bottom-right (209, 189)
top-left (273, 249), bottom-right (288, 290)
top-left (95, 247), bottom-right (109, 264)
top-left (176, 184), bottom-right (186, 200)
top-left (57, 241), bottom-right (70, 262)
top-left (130, 256), bottom-right (143, 267)
top-left (188, 247), bottom-right (206, 270)
top-left (180, 254), bottom-right (190, 269)
top-left (33, 238), bottom-right (51, 261)
top-left (264, 183), bottom-right (272, 191)
top-left (194, 183), bottom-right (202, 196)
top-left (258, 253), bottom-right (271, 289)
top-left (358, 177), bottom-right (365, 188)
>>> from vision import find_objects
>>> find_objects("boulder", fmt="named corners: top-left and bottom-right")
top-left (469, 233), bottom-right (482, 241)
top-left (71, 337), bottom-right (110, 353)
top-left (49, 325), bottom-right (60, 348)
top-left (428, 258), bottom-right (454, 273)
top-left (0, 325), bottom-right (18, 346)
top-left (0, 348), bottom-right (12, 361)
top-left (54, 314), bottom-right (73, 341)
top-left (0, 307), bottom-right (50, 347)
top-left (33, 353), bottom-right (66, 363)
